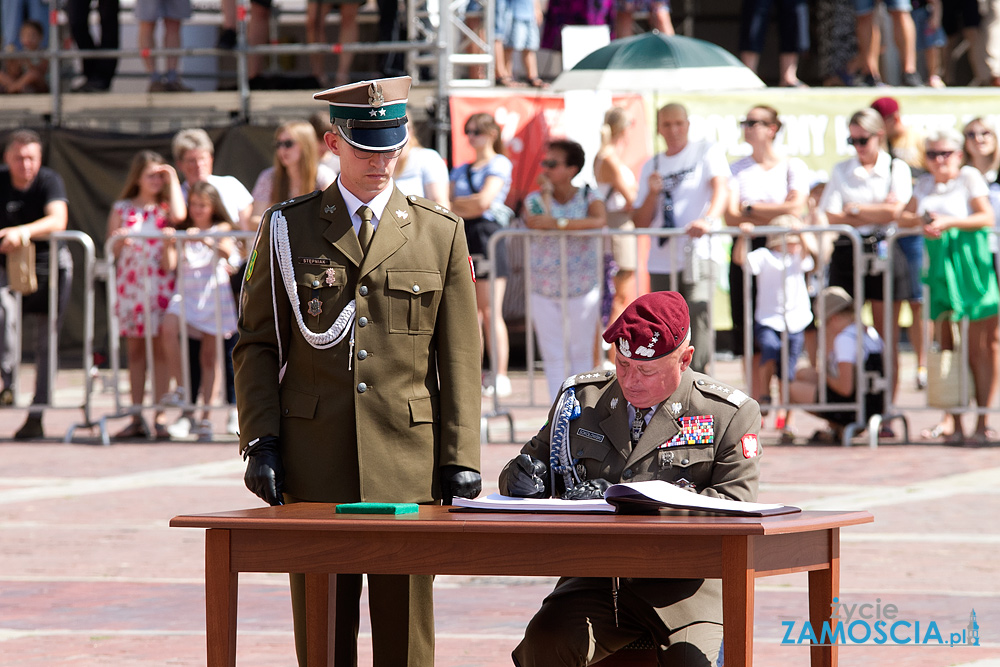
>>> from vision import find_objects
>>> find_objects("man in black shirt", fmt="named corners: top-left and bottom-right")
top-left (0, 130), bottom-right (72, 439)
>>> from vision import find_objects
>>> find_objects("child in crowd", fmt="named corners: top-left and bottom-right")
top-left (0, 20), bottom-right (48, 94)
top-left (106, 150), bottom-right (186, 439)
top-left (160, 182), bottom-right (240, 441)
top-left (736, 214), bottom-right (816, 429)
top-left (913, 0), bottom-right (946, 88)
top-left (496, 0), bottom-right (548, 88)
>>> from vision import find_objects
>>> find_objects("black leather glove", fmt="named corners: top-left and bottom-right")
top-left (503, 454), bottom-right (548, 498)
top-left (440, 465), bottom-right (482, 504)
top-left (243, 436), bottom-right (284, 506)
top-left (562, 478), bottom-right (611, 500)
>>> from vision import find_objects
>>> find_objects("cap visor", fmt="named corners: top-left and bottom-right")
top-left (339, 124), bottom-right (408, 152)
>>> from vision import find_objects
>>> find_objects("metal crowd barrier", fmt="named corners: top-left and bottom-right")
top-left (98, 229), bottom-right (253, 446)
top-left (2, 231), bottom-right (96, 441)
top-left (486, 224), bottom-right (878, 445)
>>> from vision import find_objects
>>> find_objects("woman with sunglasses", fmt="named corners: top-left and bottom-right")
top-left (524, 140), bottom-right (607, 400)
top-left (963, 118), bottom-right (1000, 242)
top-left (725, 105), bottom-right (809, 364)
top-left (450, 112), bottom-right (514, 397)
top-left (819, 107), bottom-right (913, 406)
top-left (901, 128), bottom-right (999, 444)
top-left (251, 120), bottom-right (336, 221)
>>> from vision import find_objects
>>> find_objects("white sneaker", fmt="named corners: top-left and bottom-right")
top-left (193, 419), bottom-right (214, 441)
top-left (226, 408), bottom-right (239, 435)
top-left (495, 374), bottom-right (512, 398)
top-left (166, 414), bottom-right (194, 439)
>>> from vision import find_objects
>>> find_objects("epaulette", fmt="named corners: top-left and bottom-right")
top-left (265, 190), bottom-right (322, 218)
top-left (559, 369), bottom-right (615, 393)
top-left (405, 194), bottom-right (461, 223)
top-left (693, 377), bottom-right (751, 408)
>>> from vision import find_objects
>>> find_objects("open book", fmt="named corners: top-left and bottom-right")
top-left (452, 480), bottom-right (799, 517)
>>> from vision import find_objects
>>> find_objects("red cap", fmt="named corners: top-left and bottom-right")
top-left (871, 97), bottom-right (899, 118)
top-left (603, 292), bottom-right (689, 360)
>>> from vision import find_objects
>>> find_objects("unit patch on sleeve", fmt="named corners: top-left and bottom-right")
top-left (741, 433), bottom-right (759, 458)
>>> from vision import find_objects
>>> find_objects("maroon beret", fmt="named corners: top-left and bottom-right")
top-left (871, 96), bottom-right (899, 118)
top-left (603, 292), bottom-right (689, 361)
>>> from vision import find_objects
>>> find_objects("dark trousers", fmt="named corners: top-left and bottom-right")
top-left (66, 0), bottom-right (120, 85)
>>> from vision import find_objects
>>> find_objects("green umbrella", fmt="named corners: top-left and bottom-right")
top-left (552, 32), bottom-right (765, 92)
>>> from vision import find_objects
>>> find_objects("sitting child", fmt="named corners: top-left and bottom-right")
top-left (790, 286), bottom-right (885, 442)
top-left (0, 20), bottom-right (48, 94)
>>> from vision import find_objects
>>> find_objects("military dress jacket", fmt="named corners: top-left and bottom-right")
top-left (498, 367), bottom-right (762, 626)
top-left (234, 181), bottom-right (482, 503)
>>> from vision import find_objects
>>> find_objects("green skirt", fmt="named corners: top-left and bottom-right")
top-left (923, 228), bottom-right (1000, 322)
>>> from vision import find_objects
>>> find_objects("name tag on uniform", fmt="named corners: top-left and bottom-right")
top-left (576, 428), bottom-right (604, 442)
top-left (662, 415), bottom-right (714, 447)
top-left (299, 256), bottom-right (333, 266)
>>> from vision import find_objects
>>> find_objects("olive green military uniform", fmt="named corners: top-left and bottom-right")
top-left (234, 181), bottom-right (482, 667)
top-left (500, 367), bottom-right (761, 667)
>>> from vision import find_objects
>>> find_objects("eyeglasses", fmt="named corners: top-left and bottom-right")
top-left (274, 140), bottom-right (296, 150)
top-left (926, 150), bottom-right (957, 160)
top-left (465, 128), bottom-right (483, 136)
top-left (350, 146), bottom-right (403, 160)
top-left (966, 130), bottom-right (993, 140)
top-left (540, 159), bottom-right (563, 168)
top-left (847, 136), bottom-right (872, 147)
top-left (740, 119), bottom-right (769, 129)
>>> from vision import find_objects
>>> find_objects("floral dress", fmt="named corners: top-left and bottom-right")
top-left (112, 199), bottom-right (176, 338)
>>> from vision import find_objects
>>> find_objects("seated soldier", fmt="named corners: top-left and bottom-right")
top-left (499, 291), bottom-right (762, 667)
top-left (790, 286), bottom-right (885, 441)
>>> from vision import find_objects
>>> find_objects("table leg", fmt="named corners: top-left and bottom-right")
top-left (722, 535), bottom-right (755, 667)
top-left (809, 528), bottom-right (840, 667)
top-left (305, 573), bottom-right (337, 666)
top-left (205, 528), bottom-right (237, 667)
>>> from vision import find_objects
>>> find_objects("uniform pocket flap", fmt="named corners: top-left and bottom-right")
top-left (665, 444), bottom-right (715, 467)
top-left (280, 387), bottom-right (319, 419)
top-left (387, 270), bottom-right (442, 295)
top-left (569, 436), bottom-right (610, 460)
top-left (408, 395), bottom-right (437, 423)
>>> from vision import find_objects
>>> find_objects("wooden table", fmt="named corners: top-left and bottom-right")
top-left (170, 505), bottom-right (873, 667)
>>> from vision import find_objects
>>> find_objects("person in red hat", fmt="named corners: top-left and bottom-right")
top-left (499, 291), bottom-right (762, 667)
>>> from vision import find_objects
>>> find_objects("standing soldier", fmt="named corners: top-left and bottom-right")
top-left (233, 76), bottom-right (483, 667)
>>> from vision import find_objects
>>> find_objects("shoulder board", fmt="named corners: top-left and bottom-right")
top-left (693, 377), bottom-right (750, 408)
top-left (267, 190), bottom-right (322, 216)
top-left (560, 370), bottom-right (615, 393)
top-left (406, 194), bottom-right (461, 222)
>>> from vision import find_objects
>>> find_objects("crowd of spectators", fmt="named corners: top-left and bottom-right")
top-left (6, 0), bottom-right (1000, 93)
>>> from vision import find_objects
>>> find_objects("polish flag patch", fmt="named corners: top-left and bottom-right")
top-left (741, 434), bottom-right (759, 458)
top-left (469, 256), bottom-right (476, 283)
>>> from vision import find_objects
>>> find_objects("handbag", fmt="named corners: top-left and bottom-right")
top-left (926, 318), bottom-right (970, 409)
top-left (7, 241), bottom-right (38, 295)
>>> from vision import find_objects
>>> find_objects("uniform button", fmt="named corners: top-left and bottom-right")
top-left (311, 280), bottom-right (320, 287)
top-left (622, 469), bottom-right (633, 479)
top-left (357, 382), bottom-right (367, 393)
top-left (359, 285), bottom-right (368, 296)
top-left (357, 350), bottom-right (368, 360)
top-left (358, 317), bottom-right (368, 327)
top-left (412, 284), bottom-right (420, 293)
top-left (283, 408), bottom-right (289, 415)
top-left (576, 449), bottom-right (584, 456)
top-left (681, 458), bottom-right (689, 465)
top-left (697, 380), bottom-right (705, 385)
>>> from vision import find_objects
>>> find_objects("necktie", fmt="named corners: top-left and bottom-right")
top-left (630, 407), bottom-right (650, 448)
top-left (357, 205), bottom-right (374, 254)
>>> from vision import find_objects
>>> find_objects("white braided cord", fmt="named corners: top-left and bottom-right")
top-left (270, 208), bottom-right (356, 351)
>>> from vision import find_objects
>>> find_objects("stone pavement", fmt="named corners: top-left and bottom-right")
top-left (0, 357), bottom-right (998, 666)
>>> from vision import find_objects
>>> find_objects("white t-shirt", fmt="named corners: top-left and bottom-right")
top-left (819, 152), bottom-right (912, 235)
top-left (393, 146), bottom-right (450, 199)
top-left (729, 156), bottom-right (810, 209)
top-left (746, 247), bottom-right (815, 333)
top-left (635, 140), bottom-right (731, 274)
top-left (829, 323), bottom-right (883, 379)
top-left (913, 165), bottom-right (990, 218)
top-left (182, 174), bottom-right (253, 227)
